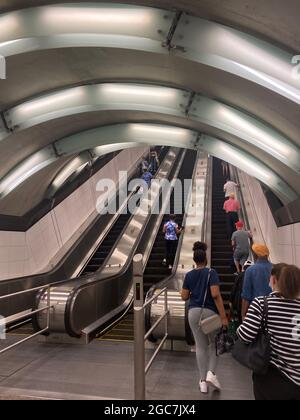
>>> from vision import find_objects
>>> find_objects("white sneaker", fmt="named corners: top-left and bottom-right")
top-left (206, 371), bottom-right (221, 391)
top-left (168, 265), bottom-right (173, 269)
top-left (199, 381), bottom-right (208, 394)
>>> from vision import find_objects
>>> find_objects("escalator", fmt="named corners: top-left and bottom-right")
top-left (4, 148), bottom-right (168, 336)
top-left (146, 156), bottom-right (249, 344)
top-left (99, 149), bottom-right (197, 342)
top-left (79, 147), bottom-right (168, 276)
top-left (143, 149), bottom-right (197, 292)
top-left (210, 158), bottom-right (235, 308)
top-left (0, 150), bottom-right (152, 323)
top-left (81, 216), bottom-right (133, 275)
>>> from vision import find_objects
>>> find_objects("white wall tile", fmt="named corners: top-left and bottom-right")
top-left (277, 225), bottom-right (293, 245)
top-left (279, 244), bottom-right (295, 264)
top-left (295, 246), bottom-right (300, 267)
top-left (0, 262), bottom-right (9, 280)
top-left (240, 170), bottom-right (299, 265)
top-left (293, 223), bottom-right (300, 246)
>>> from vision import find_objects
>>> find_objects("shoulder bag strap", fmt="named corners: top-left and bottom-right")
top-left (200, 269), bottom-right (212, 321)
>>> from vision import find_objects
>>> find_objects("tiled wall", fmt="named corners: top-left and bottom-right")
top-left (239, 170), bottom-right (300, 266)
top-left (0, 147), bottom-right (148, 281)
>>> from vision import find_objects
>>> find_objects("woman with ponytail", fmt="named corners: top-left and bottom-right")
top-left (181, 242), bottom-right (228, 394)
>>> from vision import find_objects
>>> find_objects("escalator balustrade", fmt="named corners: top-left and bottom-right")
top-left (211, 159), bottom-right (235, 309)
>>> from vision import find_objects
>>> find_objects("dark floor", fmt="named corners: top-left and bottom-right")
top-left (0, 336), bottom-right (253, 400)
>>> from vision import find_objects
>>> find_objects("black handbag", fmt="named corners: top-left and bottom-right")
top-left (232, 297), bottom-right (271, 375)
top-left (215, 328), bottom-right (235, 356)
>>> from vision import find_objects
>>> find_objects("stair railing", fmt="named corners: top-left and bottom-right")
top-left (133, 254), bottom-right (169, 400)
top-left (0, 285), bottom-right (54, 356)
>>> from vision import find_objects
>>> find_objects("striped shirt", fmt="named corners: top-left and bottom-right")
top-left (237, 292), bottom-right (300, 386)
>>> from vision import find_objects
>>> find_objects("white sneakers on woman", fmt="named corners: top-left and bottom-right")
top-left (199, 372), bottom-right (221, 394)
top-left (199, 381), bottom-right (208, 394)
top-left (206, 371), bottom-right (221, 391)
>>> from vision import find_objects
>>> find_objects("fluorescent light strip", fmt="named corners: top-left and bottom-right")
top-left (93, 142), bottom-right (139, 156)
top-left (220, 144), bottom-right (272, 180)
top-left (18, 87), bottom-right (86, 114)
top-left (236, 63), bottom-right (300, 104)
top-left (100, 84), bottom-right (176, 98)
top-left (131, 124), bottom-right (190, 137)
top-left (8, 83), bottom-right (184, 129)
top-left (220, 107), bottom-right (292, 159)
top-left (40, 6), bottom-right (153, 27)
top-left (0, 148), bottom-right (57, 197)
top-left (8, 83), bottom-right (296, 167)
top-left (52, 156), bottom-right (87, 189)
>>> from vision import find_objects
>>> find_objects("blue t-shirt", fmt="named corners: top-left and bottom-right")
top-left (183, 268), bottom-right (220, 313)
top-left (142, 172), bottom-right (152, 187)
top-left (164, 221), bottom-right (178, 240)
top-left (242, 259), bottom-right (272, 303)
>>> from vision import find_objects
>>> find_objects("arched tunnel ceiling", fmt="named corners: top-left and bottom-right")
top-left (0, 0), bottom-right (299, 52)
top-left (1, 49), bottom-right (300, 145)
top-left (0, 1), bottom-right (299, 218)
top-left (0, 110), bottom-right (299, 204)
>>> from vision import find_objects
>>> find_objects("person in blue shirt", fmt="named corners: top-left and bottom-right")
top-left (163, 215), bottom-right (182, 268)
top-left (181, 242), bottom-right (228, 394)
top-left (241, 243), bottom-right (272, 320)
top-left (141, 168), bottom-right (153, 188)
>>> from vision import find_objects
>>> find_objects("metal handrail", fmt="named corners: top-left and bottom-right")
top-left (0, 284), bottom-right (51, 300)
top-left (133, 255), bottom-right (169, 400)
top-left (0, 285), bottom-right (54, 356)
top-left (201, 155), bottom-right (212, 242)
top-left (201, 156), bottom-right (213, 266)
top-left (143, 287), bottom-right (167, 309)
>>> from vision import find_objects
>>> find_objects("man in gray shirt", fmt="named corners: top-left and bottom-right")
top-left (231, 221), bottom-right (252, 273)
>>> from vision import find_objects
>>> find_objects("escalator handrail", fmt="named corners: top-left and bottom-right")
top-left (201, 156), bottom-right (213, 266)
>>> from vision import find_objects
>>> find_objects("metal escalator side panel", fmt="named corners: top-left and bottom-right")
top-left (147, 153), bottom-right (209, 341)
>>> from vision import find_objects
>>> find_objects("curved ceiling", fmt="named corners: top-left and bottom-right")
top-left (0, 1), bottom-right (299, 218)
top-left (3, 83), bottom-right (299, 173)
top-left (0, 4), bottom-right (299, 102)
top-left (0, 0), bottom-right (299, 52)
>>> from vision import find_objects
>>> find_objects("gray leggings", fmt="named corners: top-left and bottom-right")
top-left (188, 308), bottom-right (218, 381)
